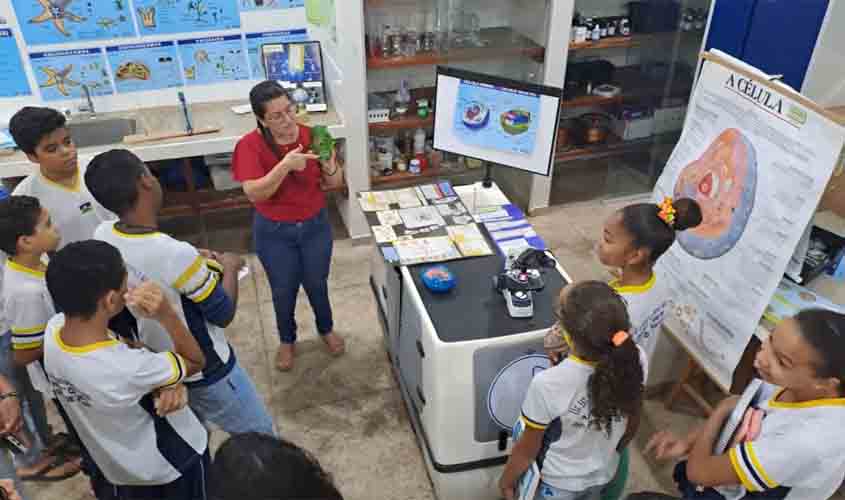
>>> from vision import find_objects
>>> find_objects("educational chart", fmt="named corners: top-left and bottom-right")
top-left (453, 79), bottom-right (540, 156)
top-left (30, 48), bottom-right (112, 101)
top-left (106, 41), bottom-right (181, 93)
top-left (134, 0), bottom-right (240, 36)
top-left (238, 0), bottom-right (302, 12)
top-left (0, 29), bottom-right (31, 97)
top-left (654, 52), bottom-right (845, 389)
top-left (12, 0), bottom-right (135, 45)
top-left (178, 35), bottom-right (248, 86)
top-left (244, 28), bottom-right (307, 78)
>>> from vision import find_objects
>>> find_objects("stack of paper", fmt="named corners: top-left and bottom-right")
top-left (393, 237), bottom-right (461, 266)
top-left (447, 224), bottom-right (493, 257)
top-left (454, 182), bottom-right (509, 213)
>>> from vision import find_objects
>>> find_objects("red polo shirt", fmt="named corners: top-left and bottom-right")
top-left (232, 125), bottom-right (325, 222)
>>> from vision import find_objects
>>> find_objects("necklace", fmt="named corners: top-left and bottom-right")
top-left (115, 221), bottom-right (158, 234)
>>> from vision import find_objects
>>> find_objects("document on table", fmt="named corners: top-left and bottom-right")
top-left (454, 182), bottom-right (509, 213)
top-left (377, 210), bottom-right (403, 227)
top-left (395, 188), bottom-right (424, 208)
top-left (393, 236), bottom-right (461, 265)
top-left (358, 191), bottom-right (397, 212)
top-left (436, 202), bottom-right (468, 217)
top-left (399, 206), bottom-right (446, 229)
top-left (447, 224), bottom-right (493, 257)
top-left (371, 225), bottom-right (398, 244)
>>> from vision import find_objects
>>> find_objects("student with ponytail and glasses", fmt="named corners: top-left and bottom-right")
top-left (232, 80), bottom-right (345, 372)
top-left (499, 281), bottom-right (645, 500)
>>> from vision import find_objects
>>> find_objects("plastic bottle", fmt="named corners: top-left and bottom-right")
top-left (591, 23), bottom-right (601, 41)
top-left (413, 128), bottom-right (426, 154)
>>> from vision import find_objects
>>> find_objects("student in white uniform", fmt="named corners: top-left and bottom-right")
top-left (499, 281), bottom-right (644, 500)
top-left (597, 197), bottom-right (702, 362)
top-left (85, 149), bottom-right (274, 436)
top-left (0, 195), bottom-right (85, 483)
top-left (595, 197), bottom-right (702, 500)
top-left (8, 107), bottom-right (114, 248)
top-left (645, 308), bottom-right (845, 500)
top-left (44, 240), bottom-right (209, 499)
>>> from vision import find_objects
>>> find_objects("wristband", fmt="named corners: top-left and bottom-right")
top-left (0, 392), bottom-right (18, 401)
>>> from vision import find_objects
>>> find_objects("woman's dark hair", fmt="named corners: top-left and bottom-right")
top-left (249, 80), bottom-right (292, 160)
top-left (620, 198), bottom-right (702, 262)
top-left (209, 433), bottom-right (343, 500)
top-left (793, 309), bottom-right (845, 396)
top-left (558, 281), bottom-right (643, 434)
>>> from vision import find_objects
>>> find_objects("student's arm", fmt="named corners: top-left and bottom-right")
top-left (216, 253), bottom-right (244, 313)
top-left (686, 395), bottom-right (741, 487)
top-left (498, 427), bottom-right (544, 500)
top-left (618, 405), bottom-right (641, 452)
top-left (499, 376), bottom-right (552, 499)
top-left (645, 425), bottom-right (704, 461)
top-left (8, 293), bottom-right (51, 366)
top-left (171, 243), bottom-right (236, 327)
top-left (127, 281), bottom-right (205, 376)
top-left (0, 375), bottom-right (22, 436)
top-left (240, 145), bottom-right (317, 203)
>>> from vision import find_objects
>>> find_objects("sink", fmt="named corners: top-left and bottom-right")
top-left (68, 117), bottom-right (138, 148)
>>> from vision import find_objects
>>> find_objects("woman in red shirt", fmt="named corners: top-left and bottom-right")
top-left (232, 80), bottom-right (345, 371)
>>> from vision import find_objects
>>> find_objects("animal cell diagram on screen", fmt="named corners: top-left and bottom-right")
top-left (673, 128), bottom-right (757, 259)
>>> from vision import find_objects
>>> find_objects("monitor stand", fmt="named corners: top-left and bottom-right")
top-left (482, 161), bottom-right (494, 188)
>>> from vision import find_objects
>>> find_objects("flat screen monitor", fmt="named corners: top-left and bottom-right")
top-left (261, 41), bottom-right (328, 113)
top-left (433, 66), bottom-right (562, 177)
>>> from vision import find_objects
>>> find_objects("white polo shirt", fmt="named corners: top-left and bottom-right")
top-left (43, 314), bottom-right (207, 486)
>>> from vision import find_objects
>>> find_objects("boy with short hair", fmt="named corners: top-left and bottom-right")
top-left (85, 148), bottom-right (274, 436)
top-left (8, 107), bottom-right (114, 248)
top-left (0, 195), bottom-right (81, 482)
top-left (44, 240), bottom-right (208, 498)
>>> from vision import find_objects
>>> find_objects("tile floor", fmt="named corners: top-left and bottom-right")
top-left (26, 198), bottom-right (838, 500)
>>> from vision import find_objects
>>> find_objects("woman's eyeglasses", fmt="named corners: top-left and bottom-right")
top-left (263, 106), bottom-right (297, 122)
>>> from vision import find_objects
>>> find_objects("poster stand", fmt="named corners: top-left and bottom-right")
top-left (659, 51), bottom-right (845, 405)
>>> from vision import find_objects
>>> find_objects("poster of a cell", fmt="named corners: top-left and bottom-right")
top-left (673, 128), bottom-right (758, 259)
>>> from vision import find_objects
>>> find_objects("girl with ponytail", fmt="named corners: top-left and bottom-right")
top-left (499, 281), bottom-right (645, 500)
top-left (596, 197), bottom-right (702, 500)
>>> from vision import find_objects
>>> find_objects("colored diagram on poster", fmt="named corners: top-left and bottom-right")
top-left (30, 48), bottom-right (112, 101)
top-left (244, 29), bottom-right (307, 78)
top-left (12, 0), bottom-right (134, 45)
top-left (134, 0), bottom-right (239, 35)
top-left (0, 29), bottom-right (31, 97)
top-left (178, 35), bottom-right (247, 86)
top-left (674, 128), bottom-right (758, 259)
top-left (453, 80), bottom-right (540, 156)
top-left (238, 0), bottom-right (302, 12)
top-left (106, 41), bottom-right (181, 94)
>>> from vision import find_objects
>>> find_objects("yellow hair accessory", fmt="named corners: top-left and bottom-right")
top-left (657, 197), bottom-right (676, 227)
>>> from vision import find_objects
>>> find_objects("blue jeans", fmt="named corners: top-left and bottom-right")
top-left (0, 334), bottom-right (48, 469)
top-left (187, 361), bottom-right (275, 436)
top-left (254, 208), bottom-right (334, 344)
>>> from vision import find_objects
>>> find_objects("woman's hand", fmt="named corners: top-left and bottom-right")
top-left (320, 147), bottom-right (344, 190)
top-left (279, 145), bottom-right (319, 173)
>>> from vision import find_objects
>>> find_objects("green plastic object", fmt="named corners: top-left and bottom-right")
top-left (601, 446), bottom-right (629, 500)
top-left (311, 125), bottom-right (335, 162)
